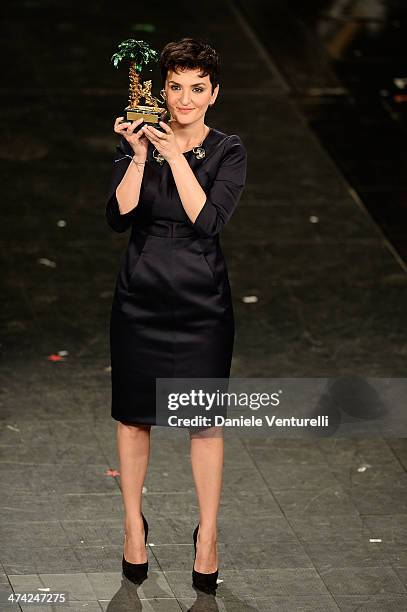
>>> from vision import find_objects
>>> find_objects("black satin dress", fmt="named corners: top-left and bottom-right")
top-left (106, 127), bottom-right (247, 425)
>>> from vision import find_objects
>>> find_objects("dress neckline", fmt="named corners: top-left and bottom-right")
top-left (181, 127), bottom-right (212, 155)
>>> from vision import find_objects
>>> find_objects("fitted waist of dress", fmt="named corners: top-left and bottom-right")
top-left (135, 219), bottom-right (198, 238)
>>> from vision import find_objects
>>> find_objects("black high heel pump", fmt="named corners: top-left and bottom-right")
top-left (192, 524), bottom-right (219, 595)
top-left (122, 513), bottom-right (149, 585)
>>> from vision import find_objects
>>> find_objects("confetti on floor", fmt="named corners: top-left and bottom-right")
top-left (105, 468), bottom-right (120, 477)
top-left (47, 354), bottom-right (65, 361)
top-left (37, 257), bottom-right (56, 268)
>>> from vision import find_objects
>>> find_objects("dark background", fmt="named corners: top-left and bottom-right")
top-left (1, 2), bottom-right (407, 609)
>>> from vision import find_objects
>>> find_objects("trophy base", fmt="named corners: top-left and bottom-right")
top-left (122, 105), bottom-right (168, 132)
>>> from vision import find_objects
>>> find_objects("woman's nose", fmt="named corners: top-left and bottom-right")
top-left (180, 93), bottom-right (191, 105)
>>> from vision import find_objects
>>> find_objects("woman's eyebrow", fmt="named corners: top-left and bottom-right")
top-left (168, 80), bottom-right (206, 86)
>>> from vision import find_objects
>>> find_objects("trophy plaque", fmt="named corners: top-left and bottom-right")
top-left (111, 39), bottom-right (169, 132)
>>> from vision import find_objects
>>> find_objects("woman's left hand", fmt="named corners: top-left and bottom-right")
top-left (141, 121), bottom-right (182, 162)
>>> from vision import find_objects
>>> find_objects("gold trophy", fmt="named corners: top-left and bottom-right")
top-left (111, 39), bottom-right (168, 132)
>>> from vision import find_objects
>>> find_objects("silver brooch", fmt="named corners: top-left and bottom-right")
top-left (152, 145), bottom-right (206, 164)
top-left (192, 146), bottom-right (206, 159)
top-left (152, 149), bottom-right (165, 165)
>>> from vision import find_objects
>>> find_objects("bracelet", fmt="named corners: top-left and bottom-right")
top-left (114, 154), bottom-right (148, 166)
top-left (131, 156), bottom-right (147, 167)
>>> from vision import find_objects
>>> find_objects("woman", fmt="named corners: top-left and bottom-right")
top-left (106, 37), bottom-right (247, 594)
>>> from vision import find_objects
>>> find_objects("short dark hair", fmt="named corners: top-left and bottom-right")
top-left (159, 37), bottom-right (220, 94)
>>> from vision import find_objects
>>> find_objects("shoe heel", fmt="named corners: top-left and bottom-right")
top-left (122, 512), bottom-right (149, 585)
top-left (192, 523), bottom-right (218, 595)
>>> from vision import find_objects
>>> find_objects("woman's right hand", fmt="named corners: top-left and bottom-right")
top-left (114, 117), bottom-right (148, 160)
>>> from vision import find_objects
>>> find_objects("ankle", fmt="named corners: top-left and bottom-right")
top-left (125, 516), bottom-right (144, 537)
top-left (197, 528), bottom-right (218, 544)
top-left (198, 524), bottom-right (217, 539)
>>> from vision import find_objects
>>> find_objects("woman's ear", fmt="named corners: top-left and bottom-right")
top-left (210, 83), bottom-right (220, 105)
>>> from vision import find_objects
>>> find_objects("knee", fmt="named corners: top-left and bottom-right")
top-left (189, 424), bottom-right (224, 439)
top-left (118, 421), bottom-right (151, 434)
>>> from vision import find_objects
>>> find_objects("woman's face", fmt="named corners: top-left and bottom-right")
top-left (164, 67), bottom-right (218, 126)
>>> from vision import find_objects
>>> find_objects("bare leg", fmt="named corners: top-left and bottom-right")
top-left (117, 421), bottom-right (151, 563)
top-left (189, 426), bottom-right (224, 573)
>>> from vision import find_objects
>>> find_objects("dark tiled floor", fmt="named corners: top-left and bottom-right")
top-left (1, 0), bottom-right (407, 610)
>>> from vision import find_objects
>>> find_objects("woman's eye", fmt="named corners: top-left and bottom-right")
top-left (169, 85), bottom-right (204, 93)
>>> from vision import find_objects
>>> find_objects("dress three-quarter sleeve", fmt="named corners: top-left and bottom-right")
top-left (191, 134), bottom-right (247, 238)
top-left (106, 136), bottom-right (139, 233)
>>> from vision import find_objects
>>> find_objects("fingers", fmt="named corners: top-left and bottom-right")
top-left (113, 116), bottom-right (168, 150)
top-left (133, 125), bottom-right (148, 142)
top-left (141, 125), bottom-right (159, 145)
top-left (125, 118), bottom-right (144, 135)
top-left (142, 125), bottom-right (166, 145)
top-left (145, 125), bottom-right (165, 138)
top-left (114, 116), bottom-right (124, 127)
top-left (113, 117), bottom-right (143, 135)
top-left (158, 120), bottom-right (172, 134)
top-left (113, 116), bottom-right (129, 133)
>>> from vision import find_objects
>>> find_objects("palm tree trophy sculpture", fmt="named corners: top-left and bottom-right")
top-left (111, 39), bottom-right (168, 132)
